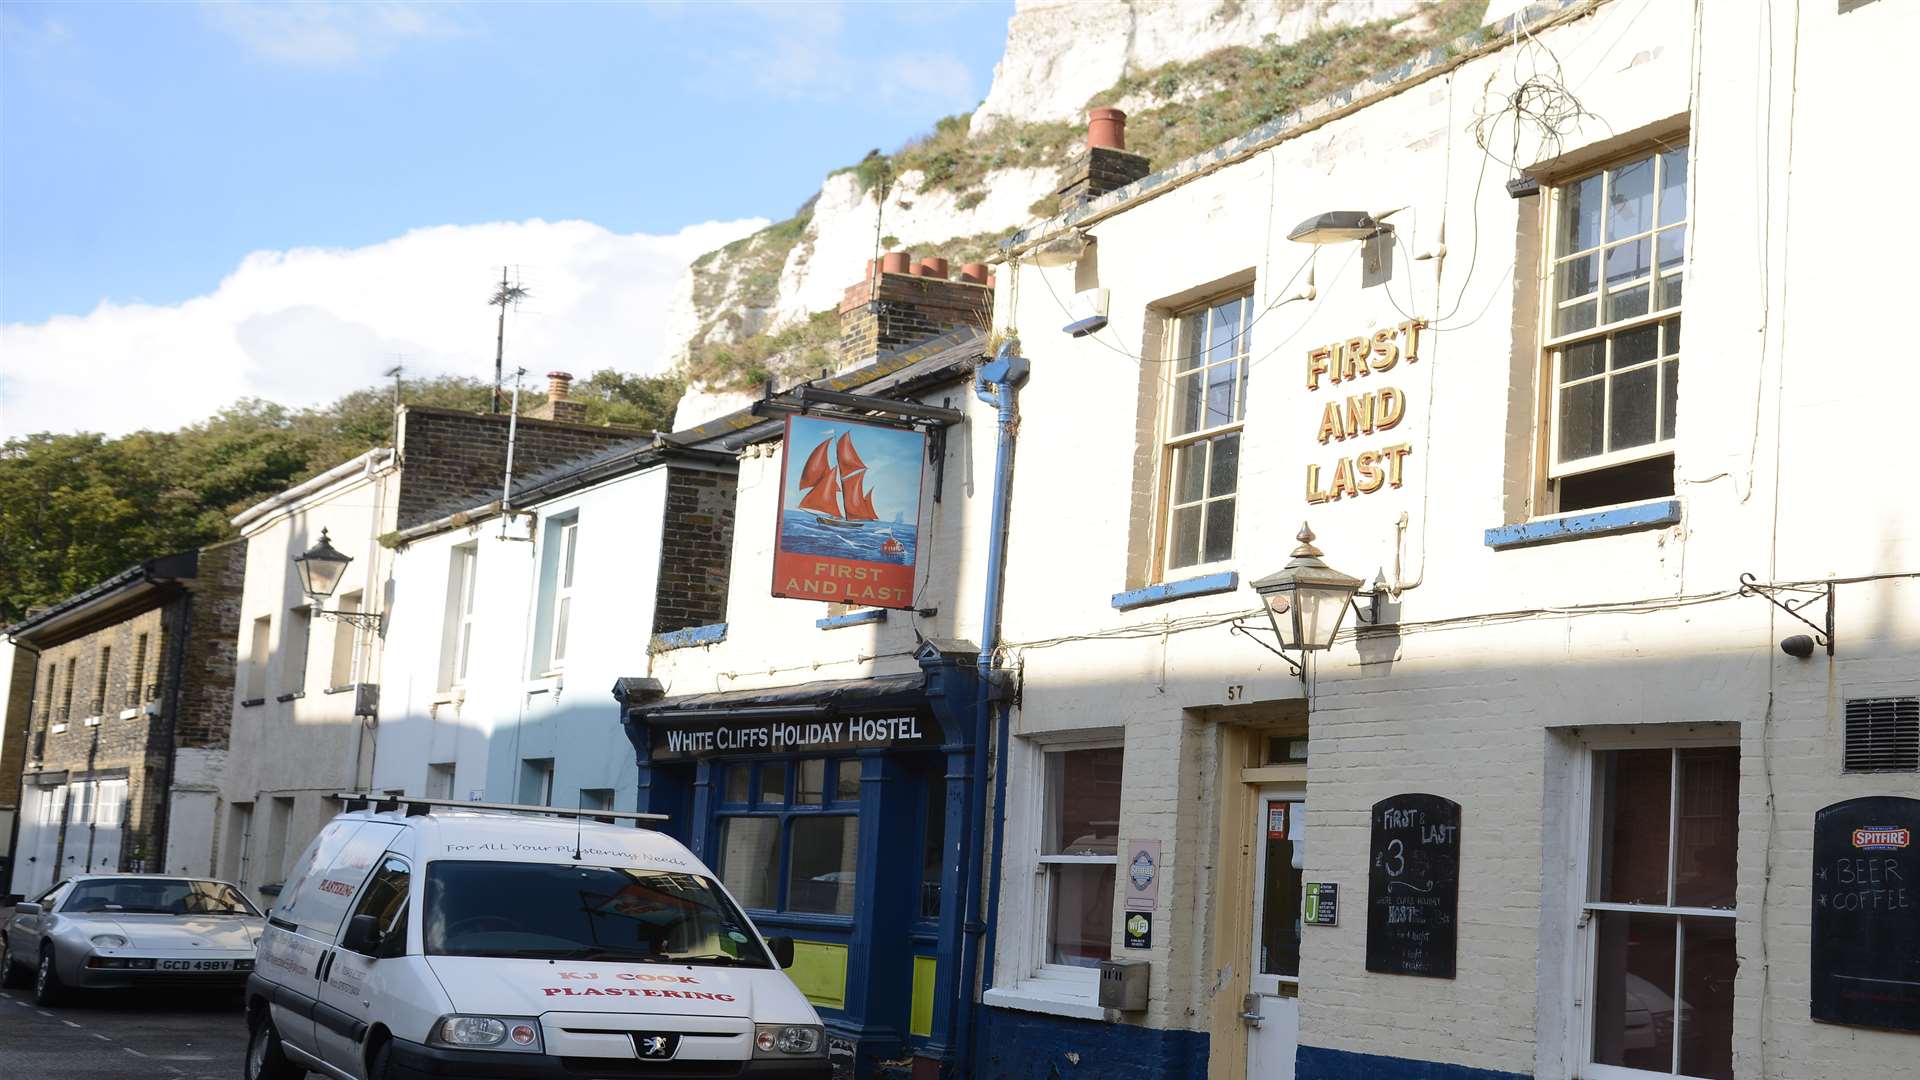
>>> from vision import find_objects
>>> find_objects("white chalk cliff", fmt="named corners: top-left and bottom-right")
top-left (662, 0), bottom-right (1442, 427)
top-left (971, 0), bottom-right (1422, 132)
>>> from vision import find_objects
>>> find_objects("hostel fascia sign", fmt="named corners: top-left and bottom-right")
top-left (649, 712), bottom-right (942, 762)
top-left (772, 415), bottom-right (926, 610)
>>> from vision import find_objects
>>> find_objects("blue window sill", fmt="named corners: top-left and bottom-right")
top-left (1111, 571), bottom-right (1239, 612)
top-left (817, 608), bottom-right (887, 630)
top-left (1483, 499), bottom-right (1681, 550)
top-left (649, 622), bottom-right (728, 653)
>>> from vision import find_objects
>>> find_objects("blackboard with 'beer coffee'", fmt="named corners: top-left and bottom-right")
top-left (1812, 795), bottom-right (1920, 1032)
top-left (1366, 793), bottom-right (1460, 978)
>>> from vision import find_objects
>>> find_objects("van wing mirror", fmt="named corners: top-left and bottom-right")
top-left (767, 936), bottom-right (795, 969)
top-left (341, 914), bottom-right (382, 956)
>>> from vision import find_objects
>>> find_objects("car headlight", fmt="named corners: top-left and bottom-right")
top-left (428, 1015), bottom-right (543, 1053)
top-left (754, 1024), bottom-right (824, 1057)
top-left (90, 934), bottom-right (128, 948)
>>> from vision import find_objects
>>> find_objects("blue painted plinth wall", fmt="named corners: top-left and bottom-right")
top-left (972, 1008), bottom-right (1209, 1080)
top-left (1297, 1046), bottom-right (1532, 1080)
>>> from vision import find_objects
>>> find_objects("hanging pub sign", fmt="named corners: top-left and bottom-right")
top-left (1811, 795), bottom-right (1920, 1032)
top-left (773, 415), bottom-right (925, 610)
top-left (1366, 793), bottom-right (1460, 978)
top-left (649, 712), bottom-right (942, 762)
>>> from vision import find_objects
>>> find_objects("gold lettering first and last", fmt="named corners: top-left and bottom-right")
top-left (1303, 320), bottom-right (1424, 504)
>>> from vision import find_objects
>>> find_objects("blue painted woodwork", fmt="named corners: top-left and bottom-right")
top-left (1483, 499), bottom-right (1681, 550)
top-left (650, 621), bottom-right (728, 651)
top-left (816, 608), bottom-right (887, 630)
top-left (1111, 571), bottom-right (1241, 611)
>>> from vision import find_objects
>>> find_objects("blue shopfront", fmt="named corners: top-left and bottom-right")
top-left (614, 642), bottom-right (988, 1079)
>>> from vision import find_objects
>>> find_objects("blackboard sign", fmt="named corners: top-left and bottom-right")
top-left (1812, 795), bottom-right (1920, 1032)
top-left (1366, 793), bottom-right (1460, 978)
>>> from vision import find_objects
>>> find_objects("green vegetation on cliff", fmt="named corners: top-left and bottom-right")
top-left (677, 0), bottom-right (1485, 392)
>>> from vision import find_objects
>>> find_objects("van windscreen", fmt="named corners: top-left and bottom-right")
top-left (423, 861), bottom-right (773, 968)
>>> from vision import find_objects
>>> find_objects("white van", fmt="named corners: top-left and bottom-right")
top-left (242, 795), bottom-right (829, 1080)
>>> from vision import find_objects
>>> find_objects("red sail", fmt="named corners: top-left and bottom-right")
top-left (798, 436), bottom-right (834, 491)
top-left (842, 475), bottom-right (879, 520)
top-left (836, 433), bottom-right (868, 476)
top-left (798, 469), bottom-right (842, 516)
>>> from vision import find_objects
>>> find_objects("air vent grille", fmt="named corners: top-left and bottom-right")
top-left (1843, 697), bottom-right (1919, 772)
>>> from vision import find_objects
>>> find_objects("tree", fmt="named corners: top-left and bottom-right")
top-left (0, 370), bottom-right (685, 623)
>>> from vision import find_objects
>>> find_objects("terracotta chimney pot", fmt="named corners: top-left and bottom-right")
top-left (546, 370), bottom-right (574, 401)
top-left (880, 251), bottom-right (912, 275)
top-left (919, 256), bottom-right (949, 279)
top-left (1088, 107), bottom-right (1127, 151)
top-left (958, 262), bottom-right (990, 285)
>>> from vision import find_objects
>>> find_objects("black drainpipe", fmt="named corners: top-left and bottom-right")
top-left (148, 591), bottom-right (193, 875)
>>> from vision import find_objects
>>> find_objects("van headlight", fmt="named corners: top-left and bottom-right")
top-left (753, 1024), bottom-right (824, 1057)
top-left (429, 1015), bottom-right (543, 1052)
top-left (90, 934), bottom-right (129, 948)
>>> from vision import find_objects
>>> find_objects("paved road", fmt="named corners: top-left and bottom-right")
top-left (0, 984), bottom-right (249, 1080)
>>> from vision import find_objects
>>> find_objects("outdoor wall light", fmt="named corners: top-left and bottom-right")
top-left (293, 529), bottom-right (384, 632)
top-left (1288, 210), bottom-right (1390, 245)
top-left (1235, 523), bottom-right (1372, 678)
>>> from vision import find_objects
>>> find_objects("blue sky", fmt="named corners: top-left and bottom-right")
top-left (0, 1), bottom-right (1012, 436)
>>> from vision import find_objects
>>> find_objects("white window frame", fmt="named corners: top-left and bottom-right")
top-left (283, 605), bottom-right (312, 695)
top-left (982, 732), bottom-right (1124, 1021)
top-left (539, 519), bottom-right (579, 675)
top-left (425, 762), bottom-right (457, 801)
top-left (1565, 728), bottom-right (1739, 1080)
top-left (331, 590), bottom-right (364, 690)
top-left (438, 545), bottom-right (479, 690)
top-left (246, 616), bottom-right (272, 701)
top-left (1542, 143), bottom-right (1689, 484)
top-left (1157, 291), bottom-right (1251, 577)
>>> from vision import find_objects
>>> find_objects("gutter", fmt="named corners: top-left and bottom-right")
top-left (955, 344), bottom-right (1030, 1077)
top-left (230, 448), bottom-right (393, 531)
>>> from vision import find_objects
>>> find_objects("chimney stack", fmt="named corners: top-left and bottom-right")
top-left (527, 369), bottom-right (588, 424)
top-left (839, 255), bottom-right (994, 368)
top-left (1058, 107), bottom-right (1151, 213)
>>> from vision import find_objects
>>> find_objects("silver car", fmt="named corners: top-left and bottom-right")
top-left (1, 874), bottom-right (263, 1006)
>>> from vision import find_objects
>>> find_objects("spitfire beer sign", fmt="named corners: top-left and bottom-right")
top-left (773, 415), bottom-right (925, 609)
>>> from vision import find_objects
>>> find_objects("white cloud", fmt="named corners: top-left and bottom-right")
top-left (0, 217), bottom-right (767, 438)
top-left (201, 1), bottom-right (462, 67)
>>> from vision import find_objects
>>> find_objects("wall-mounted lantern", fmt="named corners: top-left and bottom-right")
top-left (1235, 523), bottom-right (1371, 678)
top-left (293, 529), bottom-right (384, 632)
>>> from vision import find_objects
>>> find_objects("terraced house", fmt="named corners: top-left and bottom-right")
top-left (970, 1), bottom-right (1918, 1078)
top-left (3, 541), bottom-right (245, 898)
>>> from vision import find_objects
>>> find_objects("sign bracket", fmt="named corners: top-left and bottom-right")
top-left (755, 382), bottom-right (962, 503)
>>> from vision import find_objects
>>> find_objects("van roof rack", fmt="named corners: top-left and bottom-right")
top-left (330, 792), bottom-right (667, 826)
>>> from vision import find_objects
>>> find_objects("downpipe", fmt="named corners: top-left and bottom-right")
top-left (956, 344), bottom-right (1028, 1078)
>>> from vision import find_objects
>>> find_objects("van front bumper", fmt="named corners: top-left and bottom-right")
top-left (383, 1036), bottom-right (832, 1079)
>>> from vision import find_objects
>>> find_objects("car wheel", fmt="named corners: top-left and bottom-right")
top-left (33, 945), bottom-right (65, 1007)
top-left (366, 1039), bottom-right (391, 1080)
top-left (0, 936), bottom-right (28, 989)
top-left (245, 1013), bottom-right (306, 1080)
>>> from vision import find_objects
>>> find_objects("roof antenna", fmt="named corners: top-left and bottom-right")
top-left (573, 796), bottom-right (584, 861)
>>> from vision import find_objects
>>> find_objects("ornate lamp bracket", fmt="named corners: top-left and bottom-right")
top-left (1738, 573), bottom-right (1833, 655)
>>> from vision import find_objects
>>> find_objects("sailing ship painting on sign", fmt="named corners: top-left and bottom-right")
top-left (773, 414), bottom-right (925, 609)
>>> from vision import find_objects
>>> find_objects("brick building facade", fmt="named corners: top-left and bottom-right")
top-left (3, 541), bottom-right (245, 898)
